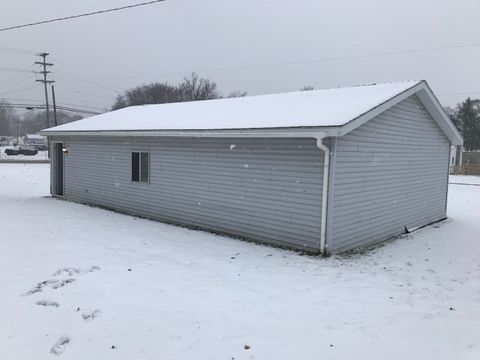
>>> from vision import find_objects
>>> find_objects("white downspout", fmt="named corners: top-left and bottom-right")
top-left (316, 135), bottom-right (330, 255)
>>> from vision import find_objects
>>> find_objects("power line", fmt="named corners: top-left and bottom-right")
top-left (55, 68), bottom-right (123, 94)
top-left (32, 65), bottom-right (116, 109)
top-left (1, 102), bottom-right (101, 115)
top-left (0, 76), bottom-right (36, 94)
top-left (0, 65), bottom-right (36, 89)
top-left (102, 41), bottom-right (480, 81)
top-left (438, 91), bottom-right (480, 97)
top-left (0, 84), bottom-right (40, 96)
top-left (0, 97), bottom-right (42, 103)
top-left (56, 105), bottom-right (101, 115)
top-left (0, 96), bottom-right (104, 113)
top-left (0, 66), bottom-right (34, 73)
top-left (51, 74), bottom-right (113, 95)
top-left (52, 58), bottom-right (125, 93)
top-left (0, 102), bottom-right (44, 107)
top-left (55, 85), bottom-right (115, 103)
top-left (0, 45), bottom-right (36, 55)
top-left (0, 1), bottom-right (167, 32)
top-left (56, 100), bottom-right (105, 113)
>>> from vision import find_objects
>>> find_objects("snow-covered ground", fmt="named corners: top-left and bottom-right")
top-left (0, 146), bottom-right (49, 161)
top-left (1, 164), bottom-right (479, 360)
top-left (450, 174), bottom-right (480, 185)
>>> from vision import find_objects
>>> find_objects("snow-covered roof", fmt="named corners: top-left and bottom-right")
top-left (45, 81), bottom-right (420, 131)
top-left (25, 134), bottom-right (44, 139)
top-left (41, 80), bottom-right (463, 145)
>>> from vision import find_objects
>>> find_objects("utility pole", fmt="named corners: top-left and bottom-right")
top-left (51, 85), bottom-right (58, 126)
top-left (35, 52), bottom-right (55, 129)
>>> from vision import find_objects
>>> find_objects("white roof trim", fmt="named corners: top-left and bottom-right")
top-left (42, 127), bottom-right (330, 139)
top-left (328, 81), bottom-right (463, 145)
top-left (415, 83), bottom-right (463, 145)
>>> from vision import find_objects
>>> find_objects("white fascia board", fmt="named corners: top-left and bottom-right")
top-left (42, 127), bottom-right (330, 139)
top-left (335, 82), bottom-right (423, 137)
top-left (415, 84), bottom-right (463, 145)
top-left (335, 81), bottom-right (463, 145)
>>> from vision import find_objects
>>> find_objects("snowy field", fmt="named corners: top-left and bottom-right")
top-left (0, 164), bottom-right (479, 360)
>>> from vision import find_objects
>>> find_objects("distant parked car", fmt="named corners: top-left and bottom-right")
top-left (34, 144), bottom-right (48, 151)
top-left (4, 145), bottom-right (38, 156)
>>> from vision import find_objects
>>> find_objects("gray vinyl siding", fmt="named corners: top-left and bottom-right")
top-left (54, 136), bottom-right (324, 251)
top-left (329, 95), bottom-right (450, 253)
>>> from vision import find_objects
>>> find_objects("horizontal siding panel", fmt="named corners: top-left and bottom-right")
top-left (66, 154), bottom-right (323, 182)
top-left (336, 139), bottom-right (448, 150)
top-left (333, 176), bottom-right (445, 189)
top-left (65, 172), bottom-right (322, 212)
top-left (332, 211), bottom-right (445, 253)
top-left (66, 184), bottom-right (323, 223)
top-left (68, 172), bottom-right (322, 200)
top-left (333, 203), bottom-right (446, 237)
top-left (332, 189), bottom-right (447, 213)
top-left (67, 163), bottom-right (322, 186)
top-left (333, 194), bottom-right (446, 214)
top-left (61, 137), bottom-right (323, 249)
top-left (66, 193), bottom-right (321, 245)
top-left (329, 94), bottom-right (449, 253)
top-left (65, 187), bottom-right (323, 236)
top-left (66, 174), bottom-right (322, 210)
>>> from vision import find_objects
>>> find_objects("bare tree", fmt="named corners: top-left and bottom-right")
top-left (112, 95), bottom-right (128, 111)
top-left (300, 86), bottom-right (315, 91)
top-left (111, 73), bottom-right (246, 110)
top-left (0, 101), bottom-right (18, 136)
top-left (178, 73), bottom-right (220, 101)
top-left (112, 82), bottom-right (181, 110)
top-left (20, 111), bottom-right (83, 135)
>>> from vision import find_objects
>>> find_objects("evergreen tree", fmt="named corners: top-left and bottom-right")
top-left (455, 98), bottom-right (480, 151)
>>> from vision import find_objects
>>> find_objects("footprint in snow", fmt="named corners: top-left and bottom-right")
top-left (50, 279), bottom-right (75, 289)
top-left (82, 309), bottom-right (101, 322)
top-left (23, 280), bottom-right (58, 296)
top-left (52, 266), bottom-right (100, 277)
top-left (23, 277), bottom-right (77, 296)
top-left (50, 336), bottom-right (71, 356)
top-left (35, 300), bottom-right (60, 308)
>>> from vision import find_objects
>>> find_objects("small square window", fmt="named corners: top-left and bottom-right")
top-left (132, 151), bottom-right (149, 183)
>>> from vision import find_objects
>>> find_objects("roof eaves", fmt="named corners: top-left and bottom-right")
top-left (335, 80), bottom-right (423, 137)
top-left (333, 80), bottom-right (463, 145)
top-left (41, 126), bottom-right (339, 139)
top-left (415, 83), bottom-right (463, 145)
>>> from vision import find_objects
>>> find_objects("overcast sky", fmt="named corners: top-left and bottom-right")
top-left (1, 0), bottom-right (480, 115)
